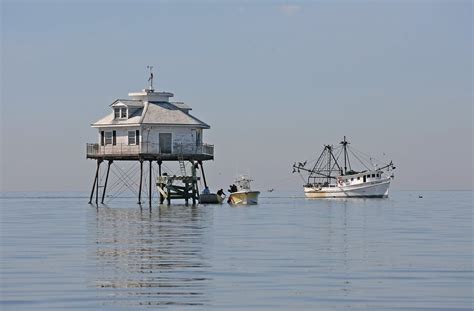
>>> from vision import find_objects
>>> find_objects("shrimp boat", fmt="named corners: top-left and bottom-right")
top-left (293, 137), bottom-right (396, 198)
top-left (228, 176), bottom-right (260, 205)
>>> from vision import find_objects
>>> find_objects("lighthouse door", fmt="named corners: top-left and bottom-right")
top-left (159, 133), bottom-right (172, 154)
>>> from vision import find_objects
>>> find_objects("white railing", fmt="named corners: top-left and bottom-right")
top-left (86, 142), bottom-right (214, 157)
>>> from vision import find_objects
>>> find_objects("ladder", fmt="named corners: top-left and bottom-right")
top-left (178, 154), bottom-right (186, 176)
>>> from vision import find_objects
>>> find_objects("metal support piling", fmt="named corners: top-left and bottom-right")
top-left (95, 160), bottom-right (101, 205)
top-left (138, 160), bottom-right (143, 204)
top-left (101, 160), bottom-right (112, 204)
top-left (88, 159), bottom-right (101, 204)
top-left (158, 160), bottom-right (164, 204)
top-left (199, 161), bottom-right (208, 188)
top-left (149, 160), bottom-right (152, 207)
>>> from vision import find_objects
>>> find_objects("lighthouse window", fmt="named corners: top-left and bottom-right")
top-left (128, 131), bottom-right (136, 145)
top-left (114, 107), bottom-right (128, 119)
top-left (104, 132), bottom-right (113, 145)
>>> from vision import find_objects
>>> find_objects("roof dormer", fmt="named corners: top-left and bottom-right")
top-left (111, 100), bottom-right (144, 120)
top-left (113, 105), bottom-right (127, 119)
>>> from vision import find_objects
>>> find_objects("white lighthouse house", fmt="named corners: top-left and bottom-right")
top-left (86, 70), bottom-right (214, 205)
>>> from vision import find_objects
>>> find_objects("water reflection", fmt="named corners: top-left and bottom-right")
top-left (89, 204), bottom-right (213, 307)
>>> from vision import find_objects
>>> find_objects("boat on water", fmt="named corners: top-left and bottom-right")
top-left (293, 137), bottom-right (396, 198)
top-left (228, 176), bottom-right (260, 204)
top-left (199, 188), bottom-right (226, 204)
top-left (199, 193), bottom-right (225, 204)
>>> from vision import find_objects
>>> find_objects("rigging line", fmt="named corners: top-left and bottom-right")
top-left (106, 182), bottom-right (129, 203)
top-left (350, 145), bottom-right (385, 165)
top-left (114, 164), bottom-right (140, 188)
top-left (110, 171), bottom-right (138, 197)
top-left (106, 174), bottom-right (131, 201)
top-left (332, 150), bottom-right (342, 171)
top-left (352, 148), bottom-right (382, 169)
top-left (116, 176), bottom-right (137, 197)
top-left (114, 165), bottom-right (141, 193)
top-left (162, 162), bottom-right (180, 176)
top-left (309, 147), bottom-right (327, 176)
top-left (110, 166), bottom-right (139, 196)
top-left (348, 148), bottom-right (371, 171)
top-left (105, 176), bottom-right (122, 194)
top-left (106, 165), bottom-right (136, 193)
top-left (108, 170), bottom-right (135, 198)
top-left (107, 182), bottom-right (127, 201)
top-left (106, 167), bottom-right (130, 192)
top-left (111, 165), bottom-right (141, 199)
top-left (348, 146), bottom-right (372, 164)
top-left (350, 145), bottom-right (377, 160)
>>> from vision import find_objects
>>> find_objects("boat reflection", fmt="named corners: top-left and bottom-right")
top-left (89, 204), bottom-right (213, 307)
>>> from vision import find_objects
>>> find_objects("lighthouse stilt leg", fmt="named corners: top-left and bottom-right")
top-left (199, 161), bottom-right (208, 188)
top-left (138, 160), bottom-right (143, 204)
top-left (89, 159), bottom-right (101, 204)
top-left (95, 160), bottom-right (101, 205)
top-left (101, 160), bottom-right (112, 204)
top-left (149, 160), bottom-right (152, 208)
top-left (158, 160), bottom-right (164, 204)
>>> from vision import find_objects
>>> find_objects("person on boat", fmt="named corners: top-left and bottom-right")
top-left (202, 186), bottom-right (210, 194)
top-left (228, 184), bottom-right (238, 193)
top-left (217, 189), bottom-right (225, 196)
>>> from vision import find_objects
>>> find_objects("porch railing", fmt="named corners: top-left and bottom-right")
top-left (86, 142), bottom-right (214, 157)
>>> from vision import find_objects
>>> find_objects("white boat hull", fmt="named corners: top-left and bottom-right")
top-left (304, 179), bottom-right (391, 198)
top-left (228, 191), bottom-right (260, 205)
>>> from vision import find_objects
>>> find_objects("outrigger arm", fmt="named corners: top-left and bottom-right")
top-left (378, 161), bottom-right (396, 171)
top-left (292, 163), bottom-right (336, 179)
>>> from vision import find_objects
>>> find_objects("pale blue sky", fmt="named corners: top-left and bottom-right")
top-left (1, 0), bottom-right (472, 191)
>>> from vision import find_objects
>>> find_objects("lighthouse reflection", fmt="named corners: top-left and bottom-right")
top-left (90, 204), bottom-right (213, 307)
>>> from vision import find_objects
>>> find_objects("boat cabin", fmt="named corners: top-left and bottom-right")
top-left (337, 170), bottom-right (383, 187)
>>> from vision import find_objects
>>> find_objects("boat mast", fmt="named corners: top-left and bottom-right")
top-left (327, 145), bottom-right (331, 184)
top-left (341, 136), bottom-right (348, 175)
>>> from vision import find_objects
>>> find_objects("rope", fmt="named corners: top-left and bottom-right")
top-left (348, 148), bottom-right (371, 171)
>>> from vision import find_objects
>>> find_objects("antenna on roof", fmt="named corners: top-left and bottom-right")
top-left (146, 65), bottom-right (154, 92)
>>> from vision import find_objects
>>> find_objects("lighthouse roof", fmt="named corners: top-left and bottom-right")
top-left (142, 102), bottom-right (209, 127)
top-left (91, 100), bottom-right (210, 128)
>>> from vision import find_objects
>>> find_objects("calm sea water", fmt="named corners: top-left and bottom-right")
top-left (1, 191), bottom-right (472, 310)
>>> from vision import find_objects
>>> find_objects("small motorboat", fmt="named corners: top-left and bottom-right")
top-left (199, 193), bottom-right (225, 204)
top-left (199, 187), bottom-right (226, 204)
top-left (228, 176), bottom-right (260, 205)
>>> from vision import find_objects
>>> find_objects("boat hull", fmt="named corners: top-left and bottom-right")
top-left (228, 191), bottom-right (260, 205)
top-left (304, 179), bottom-right (391, 198)
top-left (199, 193), bottom-right (225, 204)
